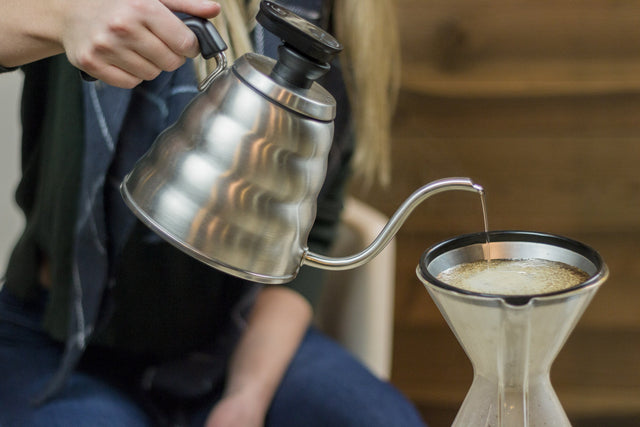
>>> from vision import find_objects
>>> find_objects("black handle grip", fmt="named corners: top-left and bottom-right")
top-left (180, 16), bottom-right (228, 59)
top-left (80, 70), bottom-right (98, 82)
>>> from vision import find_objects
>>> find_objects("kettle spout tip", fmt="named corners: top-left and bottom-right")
top-left (472, 183), bottom-right (485, 194)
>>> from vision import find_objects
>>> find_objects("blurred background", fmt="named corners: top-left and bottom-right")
top-left (1, 1), bottom-right (639, 425)
top-left (346, 0), bottom-right (640, 425)
top-left (0, 71), bottom-right (22, 269)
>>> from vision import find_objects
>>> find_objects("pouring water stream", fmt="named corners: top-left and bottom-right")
top-left (479, 189), bottom-right (491, 261)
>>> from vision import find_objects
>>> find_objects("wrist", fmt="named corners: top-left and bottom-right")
top-left (224, 380), bottom-right (273, 414)
top-left (1, 0), bottom-right (66, 67)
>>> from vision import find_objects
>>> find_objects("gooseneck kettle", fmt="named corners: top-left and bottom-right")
top-left (121, 1), bottom-right (484, 284)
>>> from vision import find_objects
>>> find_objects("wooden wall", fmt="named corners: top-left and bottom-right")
top-left (350, 1), bottom-right (640, 425)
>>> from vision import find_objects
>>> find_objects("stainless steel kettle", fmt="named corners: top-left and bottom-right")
top-left (121, 1), bottom-right (484, 284)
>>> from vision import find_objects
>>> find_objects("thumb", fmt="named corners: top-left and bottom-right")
top-left (160, 0), bottom-right (221, 19)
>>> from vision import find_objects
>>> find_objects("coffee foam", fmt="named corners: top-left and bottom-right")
top-left (436, 259), bottom-right (589, 296)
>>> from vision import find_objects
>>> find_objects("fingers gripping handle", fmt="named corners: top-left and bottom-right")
top-left (80, 15), bottom-right (228, 82)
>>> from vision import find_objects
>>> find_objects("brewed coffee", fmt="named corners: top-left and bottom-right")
top-left (436, 258), bottom-right (589, 296)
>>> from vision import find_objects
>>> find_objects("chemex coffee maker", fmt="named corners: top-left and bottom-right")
top-left (418, 231), bottom-right (608, 426)
top-left (122, 2), bottom-right (608, 425)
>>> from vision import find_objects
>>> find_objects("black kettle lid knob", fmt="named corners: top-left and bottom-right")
top-left (257, 1), bottom-right (343, 88)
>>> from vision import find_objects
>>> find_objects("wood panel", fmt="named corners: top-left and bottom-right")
top-left (398, 0), bottom-right (640, 96)
top-left (399, 0), bottom-right (640, 63)
top-left (347, 0), bottom-right (640, 423)
top-left (358, 91), bottom-right (640, 234)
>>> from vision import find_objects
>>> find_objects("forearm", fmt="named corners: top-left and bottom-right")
top-left (217, 286), bottom-right (312, 421)
top-left (0, 0), bottom-right (220, 88)
top-left (0, 0), bottom-right (66, 67)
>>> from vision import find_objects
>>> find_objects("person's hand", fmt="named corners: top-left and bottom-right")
top-left (202, 287), bottom-right (313, 427)
top-left (204, 389), bottom-right (265, 427)
top-left (60, 0), bottom-right (220, 88)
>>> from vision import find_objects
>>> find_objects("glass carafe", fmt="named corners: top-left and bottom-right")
top-left (417, 231), bottom-right (609, 426)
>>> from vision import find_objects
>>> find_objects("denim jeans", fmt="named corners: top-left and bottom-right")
top-left (0, 288), bottom-right (426, 426)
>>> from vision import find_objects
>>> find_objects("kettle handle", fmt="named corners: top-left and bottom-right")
top-left (179, 16), bottom-right (227, 60)
top-left (179, 15), bottom-right (228, 91)
top-left (302, 177), bottom-right (485, 271)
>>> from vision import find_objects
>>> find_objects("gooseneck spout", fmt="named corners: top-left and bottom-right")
top-left (303, 177), bottom-right (484, 271)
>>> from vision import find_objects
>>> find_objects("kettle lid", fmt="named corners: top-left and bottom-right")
top-left (234, 53), bottom-right (337, 121)
top-left (225, 0), bottom-right (342, 121)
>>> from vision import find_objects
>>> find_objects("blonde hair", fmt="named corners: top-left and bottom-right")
top-left (195, 0), bottom-right (401, 187)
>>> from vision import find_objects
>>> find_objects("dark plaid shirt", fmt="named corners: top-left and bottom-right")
top-left (1, 0), bottom-right (354, 402)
